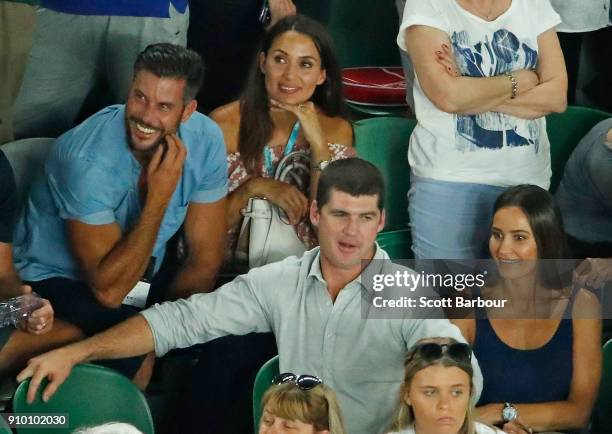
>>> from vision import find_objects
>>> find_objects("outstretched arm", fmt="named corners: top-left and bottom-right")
top-left (17, 314), bottom-right (154, 403)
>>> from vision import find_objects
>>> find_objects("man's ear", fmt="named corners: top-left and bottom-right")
top-left (309, 200), bottom-right (320, 227)
top-left (259, 52), bottom-right (266, 74)
top-left (181, 99), bottom-right (198, 122)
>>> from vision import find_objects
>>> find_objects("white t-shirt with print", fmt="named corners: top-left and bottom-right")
top-left (387, 421), bottom-right (502, 434)
top-left (397, 0), bottom-right (561, 188)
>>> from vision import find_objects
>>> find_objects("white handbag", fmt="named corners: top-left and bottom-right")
top-left (235, 151), bottom-right (310, 268)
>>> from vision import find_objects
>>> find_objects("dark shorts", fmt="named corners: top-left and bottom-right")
top-left (27, 277), bottom-right (145, 378)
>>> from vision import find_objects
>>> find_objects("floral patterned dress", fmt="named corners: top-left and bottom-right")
top-left (227, 140), bottom-right (355, 255)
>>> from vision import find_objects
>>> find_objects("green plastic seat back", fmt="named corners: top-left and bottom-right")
top-left (546, 106), bottom-right (610, 192)
top-left (376, 229), bottom-right (414, 259)
top-left (252, 355), bottom-right (280, 433)
top-left (0, 414), bottom-right (11, 434)
top-left (593, 338), bottom-right (612, 432)
top-left (354, 117), bottom-right (416, 231)
top-left (13, 363), bottom-right (154, 434)
top-left (1, 137), bottom-right (54, 209)
top-left (328, 0), bottom-right (401, 67)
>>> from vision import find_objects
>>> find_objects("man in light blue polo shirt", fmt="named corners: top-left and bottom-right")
top-left (13, 43), bottom-right (228, 379)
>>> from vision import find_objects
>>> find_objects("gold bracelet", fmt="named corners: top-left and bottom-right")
top-left (505, 72), bottom-right (518, 99)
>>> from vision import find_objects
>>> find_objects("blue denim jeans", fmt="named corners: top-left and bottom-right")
top-left (408, 175), bottom-right (507, 259)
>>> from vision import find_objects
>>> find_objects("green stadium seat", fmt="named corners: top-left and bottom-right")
top-left (1, 137), bottom-right (54, 208)
top-left (546, 106), bottom-right (610, 192)
top-left (328, 0), bottom-right (406, 118)
top-left (376, 229), bottom-right (413, 260)
top-left (252, 355), bottom-right (280, 433)
top-left (327, 0), bottom-right (401, 68)
top-left (0, 415), bottom-right (11, 434)
top-left (354, 117), bottom-right (416, 231)
top-left (13, 363), bottom-right (154, 434)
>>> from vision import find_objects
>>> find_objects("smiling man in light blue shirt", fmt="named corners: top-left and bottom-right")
top-left (13, 44), bottom-right (228, 378)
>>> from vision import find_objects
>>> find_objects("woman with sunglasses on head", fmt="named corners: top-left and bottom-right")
top-left (210, 14), bottom-right (354, 259)
top-left (388, 337), bottom-right (503, 434)
top-left (451, 185), bottom-right (601, 434)
top-left (259, 373), bottom-right (347, 434)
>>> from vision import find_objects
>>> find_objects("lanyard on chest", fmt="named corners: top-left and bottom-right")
top-left (263, 121), bottom-right (301, 176)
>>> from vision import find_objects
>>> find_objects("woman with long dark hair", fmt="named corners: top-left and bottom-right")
top-left (451, 185), bottom-right (601, 433)
top-left (211, 14), bottom-right (354, 256)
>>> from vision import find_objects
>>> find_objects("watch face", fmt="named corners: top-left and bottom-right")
top-left (502, 404), bottom-right (518, 422)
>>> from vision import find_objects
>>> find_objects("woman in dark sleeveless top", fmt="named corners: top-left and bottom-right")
top-left (452, 185), bottom-right (601, 433)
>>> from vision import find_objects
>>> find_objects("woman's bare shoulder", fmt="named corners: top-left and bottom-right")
top-left (318, 113), bottom-right (354, 145)
top-left (572, 287), bottom-right (601, 319)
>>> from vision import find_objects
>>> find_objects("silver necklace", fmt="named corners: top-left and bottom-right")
top-left (485, 1), bottom-right (496, 20)
top-left (461, 1), bottom-right (495, 21)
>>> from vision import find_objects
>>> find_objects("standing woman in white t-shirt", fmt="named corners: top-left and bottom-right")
top-left (397, 0), bottom-right (567, 260)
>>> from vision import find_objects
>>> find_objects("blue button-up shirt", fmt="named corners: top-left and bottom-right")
top-left (14, 104), bottom-right (227, 282)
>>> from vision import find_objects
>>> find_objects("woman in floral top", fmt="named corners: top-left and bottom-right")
top-left (211, 15), bottom-right (354, 255)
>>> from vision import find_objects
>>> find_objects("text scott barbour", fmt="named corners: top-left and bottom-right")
top-left (372, 296), bottom-right (507, 309)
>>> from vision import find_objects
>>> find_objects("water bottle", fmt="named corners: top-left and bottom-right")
top-left (0, 293), bottom-right (45, 328)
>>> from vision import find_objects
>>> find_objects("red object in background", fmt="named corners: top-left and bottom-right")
top-left (342, 66), bottom-right (407, 106)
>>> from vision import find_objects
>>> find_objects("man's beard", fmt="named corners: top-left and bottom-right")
top-left (125, 115), bottom-right (168, 153)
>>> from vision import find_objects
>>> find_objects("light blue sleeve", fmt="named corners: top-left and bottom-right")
top-left (46, 154), bottom-right (117, 225)
top-left (190, 121), bottom-right (229, 204)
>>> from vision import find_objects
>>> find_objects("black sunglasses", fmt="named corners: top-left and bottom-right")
top-left (272, 373), bottom-right (323, 391)
top-left (415, 342), bottom-right (472, 363)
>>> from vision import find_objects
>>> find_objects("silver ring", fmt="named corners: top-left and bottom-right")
top-left (298, 103), bottom-right (304, 111)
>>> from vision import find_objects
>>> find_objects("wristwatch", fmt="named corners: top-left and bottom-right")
top-left (312, 158), bottom-right (331, 171)
top-left (502, 402), bottom-right (519, 422)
